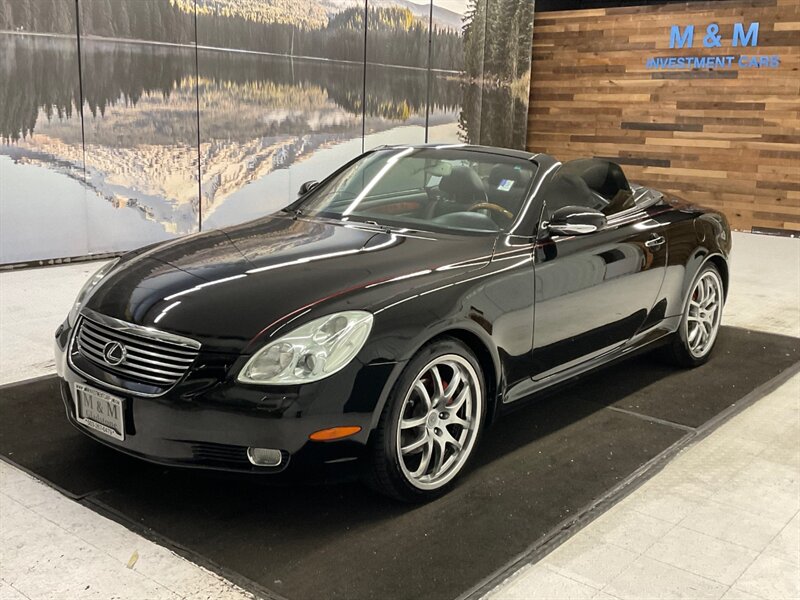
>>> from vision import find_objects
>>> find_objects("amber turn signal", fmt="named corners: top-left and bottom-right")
top-left (309, 426), bottom-right (362, 441)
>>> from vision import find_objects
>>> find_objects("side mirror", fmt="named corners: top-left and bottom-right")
top-left (298, 180), bottom-right (319, 196)
top-left (547, 205), bottom-right (606, 236)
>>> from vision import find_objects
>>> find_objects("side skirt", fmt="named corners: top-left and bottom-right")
top-left (501, 315), bottom-right (681, 407)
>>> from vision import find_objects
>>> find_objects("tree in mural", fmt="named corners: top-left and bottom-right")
top-left (0, 0), bottom-right (75, 33)
top-left (463, 0), bottom-right (487, 80)
top-left (0, 0), bottom-right (533, 148)
top-left (458, 0), bottom-right (533, 148)
top-left (0, 34), bottom-right (464, 143)
top-left (462, 0), bottom-right (533, 82)
top-left (0, 0), bottom-right (464, 70)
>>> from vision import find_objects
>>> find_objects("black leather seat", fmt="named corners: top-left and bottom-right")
top-left (438, 166), bottom-right (487, 204)
top-left (485, 164), bottom-right (532, 214)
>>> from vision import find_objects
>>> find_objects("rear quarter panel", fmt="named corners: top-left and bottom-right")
top-left (656, 194), bottom-right (732, 318)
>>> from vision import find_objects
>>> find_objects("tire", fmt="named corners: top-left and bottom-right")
top-left (363, 337), bottom-right (486, 502)
top-left (662, 262), bottom-right (725, 368)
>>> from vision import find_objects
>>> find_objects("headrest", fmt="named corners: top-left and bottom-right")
top-left (439, 166), bottom-right (485, 202)
top-left (488, 164), bottom-right (530, 188)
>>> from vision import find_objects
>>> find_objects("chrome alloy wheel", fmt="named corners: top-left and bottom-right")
top-left (685, 269), bottom-right (723, 359)
top-left (395, 354), bottom-right (482, 490)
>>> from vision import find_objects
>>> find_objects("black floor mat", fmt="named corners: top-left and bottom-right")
top-left (1, 327), bottom-right (797, 600)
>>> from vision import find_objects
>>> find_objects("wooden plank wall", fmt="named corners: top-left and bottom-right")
top-left (527, 0), bottom-right (800, 233)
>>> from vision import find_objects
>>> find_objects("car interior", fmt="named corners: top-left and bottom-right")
top-left (429, 162), bottom-right (534, 231)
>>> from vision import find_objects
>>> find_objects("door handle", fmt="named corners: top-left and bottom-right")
top-left (645, 235), bottom-right (666, 248)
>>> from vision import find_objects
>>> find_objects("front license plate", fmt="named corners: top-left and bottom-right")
top-left (73, 383), bottom-right (125, 441)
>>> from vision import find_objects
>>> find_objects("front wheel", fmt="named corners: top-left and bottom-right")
top-left (663, 263), bottom-right (725, 368)
top-left (364, 338), bottom-right (486, 502)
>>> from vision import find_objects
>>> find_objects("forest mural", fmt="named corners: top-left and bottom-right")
top-left (0, 0), bottom-right (534, 264)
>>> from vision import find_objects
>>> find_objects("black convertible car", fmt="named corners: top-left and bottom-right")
top-left (55, 145), bottom-right (731, 500)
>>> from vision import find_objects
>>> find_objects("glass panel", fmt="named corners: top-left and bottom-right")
top-left (197, 0), bottom-right (367, 230)
top-left (0, 0), bottom-right (533, 264)
top-left (428, 0), bottom-right (467, 144)
top-left (0, 0), bottom-right (90, 263)
top-left (363, 0), bottom-right (430, 150)
top-left (442, 0), bottom-right (534, 149)
top-left (78, 0), bottom-right (199, 255)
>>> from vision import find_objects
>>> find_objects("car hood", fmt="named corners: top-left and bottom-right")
top-left (85, 214), bottom-right (495, 353)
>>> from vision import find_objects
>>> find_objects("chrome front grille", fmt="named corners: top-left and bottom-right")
top-left (74, 311), bottom-right (200, 387)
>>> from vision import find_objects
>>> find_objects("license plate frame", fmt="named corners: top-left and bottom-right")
top-left (73, 382), bottom-right (126, 441)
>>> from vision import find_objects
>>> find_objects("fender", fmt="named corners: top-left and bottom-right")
top-left (366, 316), bottom-right (505, 433)
top-left (406, 317), bottom-right (503, 396)
top-left (678, 250), bottom-right (730, 316)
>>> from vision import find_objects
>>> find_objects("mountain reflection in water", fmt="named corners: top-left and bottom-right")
top-left (0, 34), bottom-right (529, 263)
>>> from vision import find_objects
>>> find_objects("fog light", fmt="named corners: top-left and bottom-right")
top-left (247, 447), bottom-right (282, 467)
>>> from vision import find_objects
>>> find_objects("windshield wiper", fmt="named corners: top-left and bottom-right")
top-left (363, 220), bottom-right (392, 232)
top-left (283, 207), bottom-right (303, 219)
top-left (358, 220), bottom-right (432, 236)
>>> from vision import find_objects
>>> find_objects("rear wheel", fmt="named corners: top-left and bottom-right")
top-left (364, 338), bottom-right (485, 502)
top-left (663, 263), bottom-right (724, 367)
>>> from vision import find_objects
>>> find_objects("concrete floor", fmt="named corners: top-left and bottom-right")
top-left (487, 372), bottom-right (800, 600)
top-left (0, 460), bottom-right (253, 600)
top-left (0, 231), bottom-right (798, 599)
top-left (0, 261), bottom-right (112, 386)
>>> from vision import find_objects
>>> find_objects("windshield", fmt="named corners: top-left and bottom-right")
top-left (292, 147), bottom-right (537, 234)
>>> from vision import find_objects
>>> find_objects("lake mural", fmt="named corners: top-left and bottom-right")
top-left (0, 0), bottom-right (534, 265)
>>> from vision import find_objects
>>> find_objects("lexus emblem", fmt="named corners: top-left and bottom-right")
top-left (102, 341), bottom-right (127, 366)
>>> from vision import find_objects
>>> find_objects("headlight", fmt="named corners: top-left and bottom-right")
top-left (67, 258), bottom-right (120, 326)
top-left (238, 311), bottom-right (374, 385)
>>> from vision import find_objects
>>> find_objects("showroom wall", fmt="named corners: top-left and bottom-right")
top-left (528, 0), bottom-right (800, 234)
top-left (0, 0), bottom-right (534, 266)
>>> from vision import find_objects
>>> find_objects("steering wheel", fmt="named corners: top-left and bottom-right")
top-left (468, 202), bottom-right (514, 222)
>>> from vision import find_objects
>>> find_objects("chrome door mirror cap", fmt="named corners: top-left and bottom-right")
top-left (547, 206), bottom-right (607, 236)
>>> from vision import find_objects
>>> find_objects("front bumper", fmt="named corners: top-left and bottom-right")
top-left (55, 319), bottom-right (401, 478)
